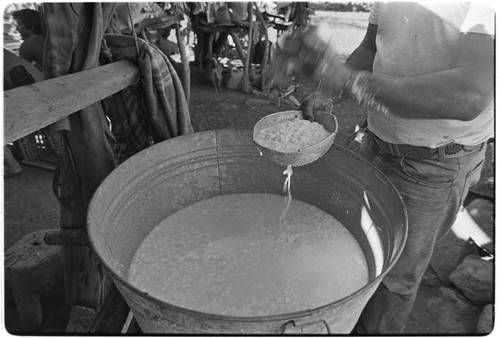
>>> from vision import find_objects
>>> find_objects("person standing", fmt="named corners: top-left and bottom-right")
top-left (273, 1), bottom-right (494, 334)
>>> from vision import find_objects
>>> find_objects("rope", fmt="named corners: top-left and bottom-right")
top-left (280, 165), bottom-right (293, 224)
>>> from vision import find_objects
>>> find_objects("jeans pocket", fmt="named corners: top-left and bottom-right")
top-left (400, 157), bottom-right (458, 187)
top-left (458, 158), bottom-right (485, 207)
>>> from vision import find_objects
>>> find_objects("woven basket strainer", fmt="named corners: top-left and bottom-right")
top-left (253, 110), bottom-right (338, 167)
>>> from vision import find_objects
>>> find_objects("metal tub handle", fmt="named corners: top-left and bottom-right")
top-left (280, 317), bottom-right (331, 334)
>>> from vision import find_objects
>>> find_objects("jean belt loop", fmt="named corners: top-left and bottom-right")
top-left (388, 143), bottom-right (401, 157)
top-left (438, 146), bottom-right (446, 161)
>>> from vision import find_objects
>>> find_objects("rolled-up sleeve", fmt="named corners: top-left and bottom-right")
top-left (368, 2), bottom-right (379, 25)
top-left (460, 2), bottom-right (495, 36)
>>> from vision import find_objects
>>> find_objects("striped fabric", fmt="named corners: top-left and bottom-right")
top-left (103, 34), bottom-right (193, 145)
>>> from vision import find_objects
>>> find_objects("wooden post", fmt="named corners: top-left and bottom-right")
top-left (230, 32), bottom-right (246, 62)
top-left (242, 2), bottom-right (254, 93)
top-left (254, 3), bottom-right (270, 94)
top-left (175, 23), bottom-right (190, 103)
top-left (89, 283), bottom-right (134, 333)
top-left (5, 231), bottom-right (64, 331)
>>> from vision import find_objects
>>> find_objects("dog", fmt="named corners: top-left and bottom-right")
top-left (208, 55), bottom-right (223, 92)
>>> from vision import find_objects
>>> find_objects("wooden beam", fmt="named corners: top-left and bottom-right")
top-left (4, 60), bottom-right (140, 143)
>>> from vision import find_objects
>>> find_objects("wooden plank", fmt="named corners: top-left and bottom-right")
top-left (4, 60), bottom-right (140, 143)
top-left (88, 283), bottom-right (131, 333)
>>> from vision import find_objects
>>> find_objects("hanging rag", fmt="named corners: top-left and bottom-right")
top-left (100, 39), bottom-right (151, 164)
top-left (103, 34), bottom-right (193, 143)
top-left (39, 1), bottom-right (193, 313)
top-left (40, 2), bottom-right (117, 310)
top-left (41, 3), bottom-right (117, 223)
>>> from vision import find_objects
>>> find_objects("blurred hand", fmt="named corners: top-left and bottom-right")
top-left (270, 26), bottom-right (352, 97)
top-left (270, 27), bottom-right (327, 82)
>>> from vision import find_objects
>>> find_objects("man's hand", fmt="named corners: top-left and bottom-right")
top-left (300, 91), bottom-right (338, 121)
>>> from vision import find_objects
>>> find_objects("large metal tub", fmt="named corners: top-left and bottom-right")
top-left (88, 129), bottom-right (407, 334)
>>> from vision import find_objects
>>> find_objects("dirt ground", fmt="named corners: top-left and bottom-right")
top-left (3, 10), bottom-right (494, 335)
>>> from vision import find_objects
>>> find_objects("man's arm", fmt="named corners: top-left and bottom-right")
top-left (18, 43), bottom-right (34, 64)
top-left (356, 32), bottom-right (494, 121)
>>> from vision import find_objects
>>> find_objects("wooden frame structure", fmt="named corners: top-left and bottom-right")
top-left (3, 3), bottom-right (306, 332)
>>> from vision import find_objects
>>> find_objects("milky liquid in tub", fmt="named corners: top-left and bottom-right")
top-left (128, 193), bottom-right (369, 317)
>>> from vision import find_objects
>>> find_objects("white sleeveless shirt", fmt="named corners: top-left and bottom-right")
top-left (367, 2), bottom-right (494, 147)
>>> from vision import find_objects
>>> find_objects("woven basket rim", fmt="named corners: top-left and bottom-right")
top-left (252, 110), bottom-right (338, 166)
top-left (252, 110), bottom-right (338, 154)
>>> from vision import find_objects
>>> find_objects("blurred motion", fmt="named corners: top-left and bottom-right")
top-left (269, 24), bottom-right (351, 98)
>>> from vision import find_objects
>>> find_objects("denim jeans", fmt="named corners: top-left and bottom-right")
top-left (354, 131), bottom-right (486, 334)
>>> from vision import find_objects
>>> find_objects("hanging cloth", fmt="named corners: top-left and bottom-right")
top-left (41, 3), bottom-right (117, 219)
top-left (103, 34), bottom-right (193, 143)
top-left (40, 2), bottom-right (117, 310)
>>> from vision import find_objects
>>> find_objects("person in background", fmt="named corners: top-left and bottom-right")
top-left (273, 2), bottom-right (494, 334)
top-left (4, 146), bottom-right (22, 177)
top-left (4, 8), bottom-right (45, 177)
top-left (12, 8), bottom-right (43, 70)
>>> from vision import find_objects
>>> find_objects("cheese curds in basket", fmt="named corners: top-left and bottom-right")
top-left (253, 110), bottom-right (338, 167)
